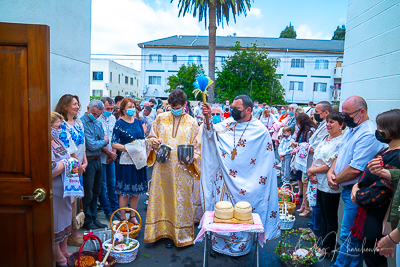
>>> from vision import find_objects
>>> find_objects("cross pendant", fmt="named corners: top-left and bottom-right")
top-left (231, 148), bottom-right (237, 160)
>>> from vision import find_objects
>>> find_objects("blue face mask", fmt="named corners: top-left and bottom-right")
top-left (171, 108), bottom-right (183, 116)
top-left (288, 111), bottom-right (293, 116)
top-left (126, 108), bottom-right (136, 117)
top-left (281, 110), bottom-right (285, 114)
top-left (103, 111), bottom-right (112, 117)
top-left (212, 115), bottom-right (221, 124)
top-left (88, 113), bottom-right (97, 121)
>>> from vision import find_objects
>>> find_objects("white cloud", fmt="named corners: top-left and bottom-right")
top-left (247, 7), bottom-right (262, 18)
top-left (91, 0), bottom-right (267, 69)
top-left (296, 24), bottom-right (331, 40)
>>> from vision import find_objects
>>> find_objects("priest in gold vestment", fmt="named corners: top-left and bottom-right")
top-left (144, 89), bottom-right (202, 248)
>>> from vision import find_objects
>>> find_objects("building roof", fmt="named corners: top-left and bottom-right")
top-left (138, 35), bottom-right (344, 53)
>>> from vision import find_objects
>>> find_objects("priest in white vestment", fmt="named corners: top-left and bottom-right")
top-left (201, 95), bottom-right (280, 256)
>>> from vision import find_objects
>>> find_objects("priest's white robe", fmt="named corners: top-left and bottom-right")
top-left (201, 117), bottom-right (280, 256)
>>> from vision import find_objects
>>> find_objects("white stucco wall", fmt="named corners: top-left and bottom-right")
top-left (341, 0), bottom-right (400, 120)
top-left (1, 0), bottom-right (92, 110)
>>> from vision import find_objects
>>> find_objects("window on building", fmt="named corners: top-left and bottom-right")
top-left (218, 56), bottom-right (226, 65)
top-left (92, 90), bottom-right (103, 96)
top-left (172, 55), bottom-right (177, 63)
top-left (149, 54), bottom-right (162, 63)
top-left (271, 58), bottom-right (281, 67)
top-left (189, 55), bottom-right (201, 65)
top-left (110, 90), bottom-right (112, 96)
top-left (130, 77), bottom-right (133, 85)
top-left (291, 59), bottom-right (305, 68)
top-left (118, 74), bottom-right (120, 84)
top-left (313, 82), bottom-right (327, 92)
top-left (110, 72), bottom-right (112, 82)
top-left (336, 61), bottom-right (342, 67)
top-left (289, 81), bottom-right (304, 91)
top-left (149, 76), bottom-right (161, 85)
top-left (315, 60), bottom-right (329, 69)
top-left (118, 91), bottom-right (120, 95)
top-left (137, 80), bottom-right (139, 87)
top-left (92, 71), bottom-right (103, 80)
top-left (125, 76), bottom-right (128, 84)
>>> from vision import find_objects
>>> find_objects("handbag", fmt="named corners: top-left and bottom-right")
top-left (72, 212), bottom-right (85, 230)
top-left (82, 227), bottom-right (112, 251)
top-left (382, 199), bottom-right (393, 236)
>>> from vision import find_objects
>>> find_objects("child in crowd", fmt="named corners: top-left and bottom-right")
top-left (278, 126), bottom-right (294, 185)
top-left (223, 108), bottom-right (231, 120)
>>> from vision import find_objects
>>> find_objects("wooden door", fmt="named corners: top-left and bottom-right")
top-left (0, 22), bottom-right (53, 266)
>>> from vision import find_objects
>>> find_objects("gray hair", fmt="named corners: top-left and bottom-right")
top-left (288, 103), bottom-right (298, 110)
top-left (271, 107), bottom-right (278, 113)
top-left (89, 99), bottom-right (104, 110)
top-left (317, 101), bottom-right (332, 113)
top-left (101, 96), bottom-right (114, 105)
top-left (144, 106), bottom-right (152, 112)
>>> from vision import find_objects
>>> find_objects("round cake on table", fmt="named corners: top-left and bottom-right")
top-left (234, 201), bottom-right (253, 221)
top-left (214, 201), bottom-right (234, 220)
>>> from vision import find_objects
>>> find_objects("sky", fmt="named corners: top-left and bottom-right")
top-left (91, 0), bottom-right (348, 70)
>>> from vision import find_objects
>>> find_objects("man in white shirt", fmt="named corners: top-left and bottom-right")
top-left (252, 100), bottom-right (263, 119)
top-left (139, 106), bottom-right (153, 136)
top-left (193, 102), bottom-right (204, 124)
top-left (98, 97), bottom-right (120, 221)
top-left (304, 101), bottom-right (315, 117)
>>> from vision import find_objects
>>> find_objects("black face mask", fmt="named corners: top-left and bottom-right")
top-left (231, 108), bottom-right (245, 121)
top-left (375, 130), bottom-right (391, 144)
top-left (314, 113), bottom-right (323, 123)
top-left (343, 116), bottom-right (360, 128)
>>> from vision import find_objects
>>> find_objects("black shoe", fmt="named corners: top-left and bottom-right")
top-left (113, 211), bottom-right (121, 221)
top-left (308, 222), bottom-right (312, 227)
top-left (165, 239), bottom-right (174, 249)
top-left (106, 213), bottom-right (112, 222)
top-left (83, 222), bottom-right (99, 230)
top-left (210, 249), bottom-right (217, 258)
top-left (56, 262), bottom-right (67, 267)
top-left (93, 219), bottom-right (107, 228)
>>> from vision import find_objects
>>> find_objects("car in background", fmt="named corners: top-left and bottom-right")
top-left (140, 98), bottom-right (163, 110)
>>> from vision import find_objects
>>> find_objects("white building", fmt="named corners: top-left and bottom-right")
top-left (341, 0), bottom-right (400, 120)
top-left (1, 0), bottom-right (91, 109)
top-left (138, 35), bottom-right (344, 104)
top-left (90, 59), bottom-right (141, 98)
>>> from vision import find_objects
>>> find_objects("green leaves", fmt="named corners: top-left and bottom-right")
top-left (166, 63), bottom-right (205, 100)
top-left (214, 41), bottom-right (286, 105)
top-left (280, 23), bottom-right (296, 39)
top-left (332, 25), bottom-right (346, 40)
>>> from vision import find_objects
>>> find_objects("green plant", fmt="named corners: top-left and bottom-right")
top-left (275, 229), bottom-right (319, 266)
top-left (90, 96), bottom-right (103, 101)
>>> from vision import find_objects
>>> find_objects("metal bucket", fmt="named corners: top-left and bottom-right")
top-left (156, 144), bottom-right (172, 163)
top-left (177, 144), bottom-right (194, 165)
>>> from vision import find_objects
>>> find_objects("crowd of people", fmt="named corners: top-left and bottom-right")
top-left (49, 91), bottom-right (400, 267)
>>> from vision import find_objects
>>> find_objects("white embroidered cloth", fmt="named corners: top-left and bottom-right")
top-left (194, 211), bottom-right (265, 246)
top-left (294, 142), bottom-right (311, 173)
top-left (61, 157), bottom-right (84, 202)
top-left (120, 140), bottom-right (147, 169)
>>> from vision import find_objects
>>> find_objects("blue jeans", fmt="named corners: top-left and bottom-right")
top-left (310, 197), bottom-right (321, 237)
top-left (332, 187), bottom-right (363, 267)
top-left (98, 162), bottom-right (119, 216)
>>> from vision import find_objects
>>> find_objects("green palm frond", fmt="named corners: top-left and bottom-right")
top-left (172, 0), bottom-right (252, 27)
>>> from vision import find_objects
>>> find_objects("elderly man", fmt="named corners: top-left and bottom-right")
top-left (81, 99), bottom-right (109, 230)
top-left (143, 101), bottom-right (157, 122)
top-left (193, 102), bottom-right (204, 124)
top-left (211, 105), bottom-right (223, 124)
top-left (201, 95), bottom-right (280, 257)
top-left (139, 106), bottom-right (154, 136)
top-left (98, 97), bottom-right (120, 222)
top-left (287, 103), bottom-right (298, 134)
top-left (327, 96), bottom-right (386, 267)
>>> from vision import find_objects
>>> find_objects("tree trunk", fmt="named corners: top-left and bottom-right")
top-left (208, 1), bottom-right (216, 103)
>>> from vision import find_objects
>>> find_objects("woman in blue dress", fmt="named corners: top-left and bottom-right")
top-left (112, 98), bottom-right (148, 223)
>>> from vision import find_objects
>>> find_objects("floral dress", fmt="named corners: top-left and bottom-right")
top-left (112, 118), bottom-right (148, 196)
top-left (51, 140), bottom-right (72, 243)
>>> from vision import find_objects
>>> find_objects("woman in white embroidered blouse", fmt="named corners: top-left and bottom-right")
top-left (307, 112), bottom-right (346, 256)
top-left (54, 94), bottom-right (88, 247)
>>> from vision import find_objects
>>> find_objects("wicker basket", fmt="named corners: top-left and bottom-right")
top-left (278, 183), bottom-right (296, 203)
top-left (275, 230), bottom-right (318, 267)
top-left (279, 201), bottom-right (296, 215)
top-left (67, 233), bottom-right (117, 267)
top-left (110, 207), bottom-right (142, 239)
top-left (279, 202), bottom-right (295, 230)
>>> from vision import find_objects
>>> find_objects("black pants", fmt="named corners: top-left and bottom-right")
top-left (82, 158), bottom-right (103, 225)
top-left (318, 189), bottom-right (341, 252)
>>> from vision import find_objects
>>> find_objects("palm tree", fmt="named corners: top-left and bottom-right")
top-left (172, 0), bottom-right (252, 103)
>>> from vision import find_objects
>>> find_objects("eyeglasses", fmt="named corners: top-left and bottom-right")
top-left (211, 113), bottom-right (220, 116)
top-left (340, 109), bottom-right (361, 119)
